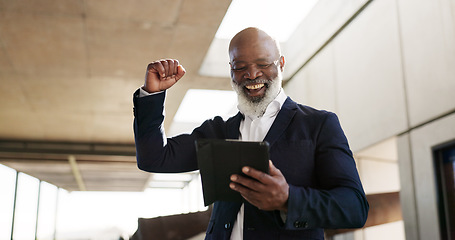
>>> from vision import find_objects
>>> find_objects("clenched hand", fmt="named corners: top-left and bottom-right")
top-left (142, 59), bottom-right (186, 93)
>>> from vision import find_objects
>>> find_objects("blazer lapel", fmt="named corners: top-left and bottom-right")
top-left (226, 112), bottom-right (243, 140)
top-left (263, 97), bottom-right (297, 147)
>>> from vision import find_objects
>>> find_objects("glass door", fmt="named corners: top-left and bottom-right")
top-left (434, 141), bottom-right (455, 240)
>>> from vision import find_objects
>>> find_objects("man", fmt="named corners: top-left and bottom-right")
top-left (133, 27), bottom-right (369, 240)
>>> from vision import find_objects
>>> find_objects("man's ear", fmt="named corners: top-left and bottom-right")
top-left (279, 56), bottom-right (285, 71)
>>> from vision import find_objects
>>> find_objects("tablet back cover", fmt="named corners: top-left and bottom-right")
top-left (195, 139), bottom-right (269, 206)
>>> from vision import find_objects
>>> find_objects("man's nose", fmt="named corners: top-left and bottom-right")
top-left (245, 64), bottom-right (263, 79)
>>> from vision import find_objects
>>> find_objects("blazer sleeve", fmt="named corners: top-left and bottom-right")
top-left (133, 90), bottom-right (228, 173)
top-left (133, 90), bottom-right (200, 173)
top-left (284, 112), bottom-right (369, 230)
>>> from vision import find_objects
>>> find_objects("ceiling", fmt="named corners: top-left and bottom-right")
top-left (0, 0), bottom-right (233, 191)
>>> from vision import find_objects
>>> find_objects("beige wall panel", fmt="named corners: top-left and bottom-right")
top-left (355, 137), bottom-right (401, 194)
top-left (284, 44), bottom-right (337, 113)
top-left (283, 0), bottom-right (369, 80)
top-left (397, 0), bottom-right (455, 126)
top-left (356, 137), bottom-right (398, 161)
top-left (407, 113), bottom-right (455, 239)
top-left (358, 158), bottom-right (400, 195)
top-left (396, 134), bottom-right (419, 240)
top-left (363, 221), bottom-right (405, 240)
top-left (332, 0), bottom-right (408, 151)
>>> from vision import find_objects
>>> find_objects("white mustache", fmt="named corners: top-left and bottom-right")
top-left (238, 79), bottom-right (271, 88)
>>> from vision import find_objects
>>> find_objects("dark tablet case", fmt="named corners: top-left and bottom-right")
top-left (195, 139), bottom-right (270, 206)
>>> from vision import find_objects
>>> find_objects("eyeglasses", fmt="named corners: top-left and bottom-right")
top-left (229, 59), bottom-right (280, 72)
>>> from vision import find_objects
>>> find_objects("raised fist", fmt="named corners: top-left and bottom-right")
top-left (142, 59), bottom-right (186, 93)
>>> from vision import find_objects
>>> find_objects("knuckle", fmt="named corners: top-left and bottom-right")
top-left (148, 62), bottom-right (158, 69)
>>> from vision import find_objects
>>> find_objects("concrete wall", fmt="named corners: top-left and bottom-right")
top-left (284, 0), bottom-right (455, 239)
top-left (397, 114), bottom-right (455, 240)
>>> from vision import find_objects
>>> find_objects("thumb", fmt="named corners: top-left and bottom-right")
top-left (268, 160), bottom-right (281, 176)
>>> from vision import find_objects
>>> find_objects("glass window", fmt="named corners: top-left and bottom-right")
top-left (36, 181), bottom-right (58, 240)
top-left (12, 172), bottom-right (39, 240)
top-left (0, 164), bottom-right (17, 239)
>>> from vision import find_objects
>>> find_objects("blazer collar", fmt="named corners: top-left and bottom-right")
top-left (226, 97), bottom-right (297, 145)
top-left (263, 97), bottom-right (297, 147)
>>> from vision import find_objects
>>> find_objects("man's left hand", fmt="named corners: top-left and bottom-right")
top-left (230, 160), bottom-right (289, 211)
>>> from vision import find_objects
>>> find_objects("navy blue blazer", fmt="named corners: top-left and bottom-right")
top-left (133, 90), bottom-right (369, 240)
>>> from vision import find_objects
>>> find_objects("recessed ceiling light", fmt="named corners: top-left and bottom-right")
top-left (215, 0), bottom-right (319, 42)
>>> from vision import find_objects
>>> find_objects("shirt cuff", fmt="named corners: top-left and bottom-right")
top-left (139, 87), bottom-right (164, 97)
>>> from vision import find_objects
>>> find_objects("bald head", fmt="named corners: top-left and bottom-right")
top-left (229, 27), bottom-right (281, 62)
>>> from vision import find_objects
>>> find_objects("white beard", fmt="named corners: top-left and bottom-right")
top-left (231, 71), bottom-right (282, 118)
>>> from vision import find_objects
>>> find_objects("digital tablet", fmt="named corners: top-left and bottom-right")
top-left (195, 139), bottom-right (270, 206)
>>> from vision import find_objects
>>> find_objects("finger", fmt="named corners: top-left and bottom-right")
top-left (167, 60), bottom-right (175, 76)
top-left (230, 182), bottom-right (269, 210)
top-left (230, 174), bottom-right (264, 192)
top-left (149, 62), bottom-right (165, 78)
top-left (242, 166), bottom-right (271, 184)
top-left (231, 183), bottom-right (257, 202)
top-left (174, 59), bottom-right (179, 76)
top-left (229, 181), bottom-right (259, 196)
top-left (160, 60), bottom-right (169, 77)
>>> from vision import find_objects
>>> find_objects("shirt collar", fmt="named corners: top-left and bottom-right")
top-left (244, 88), bottom-right (287, 120)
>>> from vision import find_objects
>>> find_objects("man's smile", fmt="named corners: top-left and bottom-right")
top-left (244, 82), bottom-right (266, 97)
top-left (245, 83), bottom-right (265, 90)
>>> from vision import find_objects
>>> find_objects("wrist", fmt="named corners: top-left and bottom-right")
top-left (141, 85), bottom-right (158, 94)
top-left (141, 85), bottom-right (150, 93)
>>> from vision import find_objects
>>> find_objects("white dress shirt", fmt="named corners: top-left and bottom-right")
top-left (230, 89), bottom-right (287, 240)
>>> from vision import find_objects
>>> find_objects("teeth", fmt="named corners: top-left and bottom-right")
top-left (245, 83), bottom-right (264, 90)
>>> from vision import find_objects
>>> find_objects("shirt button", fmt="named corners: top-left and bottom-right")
top-left (224, 222), bottom-right (231, 229)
